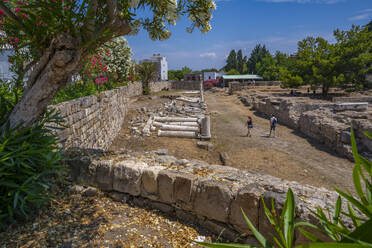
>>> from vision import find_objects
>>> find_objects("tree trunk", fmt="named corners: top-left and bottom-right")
top-left (7, 34), bottom-right (82, 129)
top-left (322, 84), bottom-right (329, 97)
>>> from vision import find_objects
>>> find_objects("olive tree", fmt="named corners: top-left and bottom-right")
top-left (0, 0), bottom-right (216, 128)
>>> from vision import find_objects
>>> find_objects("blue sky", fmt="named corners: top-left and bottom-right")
top-left (126, 0), bottom-right (372, 71)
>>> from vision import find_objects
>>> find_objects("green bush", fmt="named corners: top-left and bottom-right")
top-left (52, 80), bottom-right (129, 104)
top-left (0, 98), bottom-right (64, 228)
top-left (52, 81), bottom-right (98, 104)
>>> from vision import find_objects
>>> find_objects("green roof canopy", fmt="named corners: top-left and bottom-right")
top-left (222, 75), bottom-right (263, 80)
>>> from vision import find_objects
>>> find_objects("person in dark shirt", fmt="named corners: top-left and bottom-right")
top-left (246, 116), bottom-right (253, 137)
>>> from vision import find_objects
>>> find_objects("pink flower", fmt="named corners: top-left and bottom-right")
top-left (22, 13), bottom-right (28, 18)
top-left (0, 10), bottom-right (4, 16)
top-left (37, 21), bottom-right (42, 26)
top-left (15, 8), bottom-right (20, 12)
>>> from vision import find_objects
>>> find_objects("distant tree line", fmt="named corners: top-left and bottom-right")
top-left (168, 66), bottom-right (193, 81)
top-left (168, 67), bottom-right (219, 81)
top-left (223, 21), bottom-right (372, 95)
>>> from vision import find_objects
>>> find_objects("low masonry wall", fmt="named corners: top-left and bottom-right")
top-left (229, 81), bottom-right (282, 94)
top-left (254, 81), bottom-right (281, 86)
top-left (50, 82), bottom-right (143, 150)
top-left (149, 81), bottom-right (171, 92)
top-left (171, 81), bottom-right (201, 90)
top-left (67, 150), bottom-right (337, 244)
top-left (49, 81), bottom-right (195, 150)
top-left (333, 96), bottom-right (372, 103)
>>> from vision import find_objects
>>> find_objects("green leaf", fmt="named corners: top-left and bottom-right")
top-left (351, 128), bottom-right (360, 165)
top-left (336, 189), bottom-right (372, 217)
top-left (342, 218), bottom-right (372, 243)
top-left (196, 242), bottom-right (257, 248)
top-left (283, 188), bottom-right (295, 248)
top-left (13, 191), bottom-right (19, 209)
top-left (333, 196), bottom-right (341, 225)
top-left (296, 243), bottom-right (372, 248)
top-left (241, 208), bottom-right (273, 248)
top-left (362, 131), bottom-right (372, 140)
top-left (353, 164), bottom-right (369, 205)
top-left (298, 228), bottom-right (323, 242)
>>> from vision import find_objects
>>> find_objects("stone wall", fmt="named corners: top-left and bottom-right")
top-left (333, 96), bottom-right (372, 103)
top-left (68, 150), bottom-right (338, 244)
top-left (50, 80), bottom-right (200, 151)
top-left (229, 81), bottom-right (282, 94)
top-left (170, 81), bottom-right (201, 90)
top-left (254, 81), bottom-right (282, 86)
top-left (240, 93), bottom-right (372, 159)
top-left (149, 81), bottom-right (171, 92)
top-left (50, 82), bottom-right (143, 150)
top-left (228, 81), bottom-right (242, 94)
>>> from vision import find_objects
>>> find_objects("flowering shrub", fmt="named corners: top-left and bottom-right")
top-left (81, 48), bottom-right (110, 87)
top-left (203, 79), bottom-right (219, 89)
top-left (102, 37), bottom-right (133, 83)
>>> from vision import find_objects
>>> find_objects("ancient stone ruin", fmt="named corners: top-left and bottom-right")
top-left (50, 82), bottom-right (358, 245)
top-left (67, 149), bottom-right (338, 244)
top-left (128, 88), bottom-right (211, 140)
top-left (239, 92), bottom-right (372, 159)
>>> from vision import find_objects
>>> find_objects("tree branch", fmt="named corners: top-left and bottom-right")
top-left (82, 0), bottom-right (99, 39)
top-left (0, 2), bottom-right (27, 30)
top-left (106, 0), bottom-right (118, 22)
top-left (102, 0), bottom-right (131, 36)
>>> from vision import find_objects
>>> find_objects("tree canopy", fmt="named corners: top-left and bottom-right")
top-left (0, 0), bottom-right (216, 128)
top-left (224, 50), bottom-right (237, 72)
top-left (281, 24), bottom-right (372, 95)
top-left (247, 44), bottom-right (270, 74)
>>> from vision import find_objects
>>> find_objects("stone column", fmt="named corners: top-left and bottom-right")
top-left (200, 116), bottom-right (211, 140)
top-left (200, 78), bottom-right (204, 103)
top-left (158, 130), bottom-right (198, 138)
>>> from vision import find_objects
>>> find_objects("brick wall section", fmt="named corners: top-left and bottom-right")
top-left (50, 82), bottom-right (142, 150)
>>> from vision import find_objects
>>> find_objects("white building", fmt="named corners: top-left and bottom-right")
top-left (203, 71), bottom-right (218, 81)
top-left (0, 47), bottom-right (15, 81)
top-left (141, 54), bottom-right (168, 81)
top-left (203, 71), bottom-right (225, 82)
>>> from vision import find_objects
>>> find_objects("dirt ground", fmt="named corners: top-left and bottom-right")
top-left (110, 89), bottom-right (355, 193)
top-left (206, 89), bottom-right (355, 193)
top-left (0, 188), bottom-right (224, 248)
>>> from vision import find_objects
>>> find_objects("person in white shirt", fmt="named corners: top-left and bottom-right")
top-left (269, 114), bottom-right (277, 138)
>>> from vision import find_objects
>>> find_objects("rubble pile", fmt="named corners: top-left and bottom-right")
top-left (128, 90), bottom-right (211, 140)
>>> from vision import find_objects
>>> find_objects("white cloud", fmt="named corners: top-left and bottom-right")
top-left (349, 9), bottom-right (372, 21)
top-left (358, 9), bottom-right (372, 13)
top-left (349, 14), bottom-right (371, 21)
top-left (257, 0), bottom-right (344, 3)
top-left (200, 52), bottom-right (217, 58)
